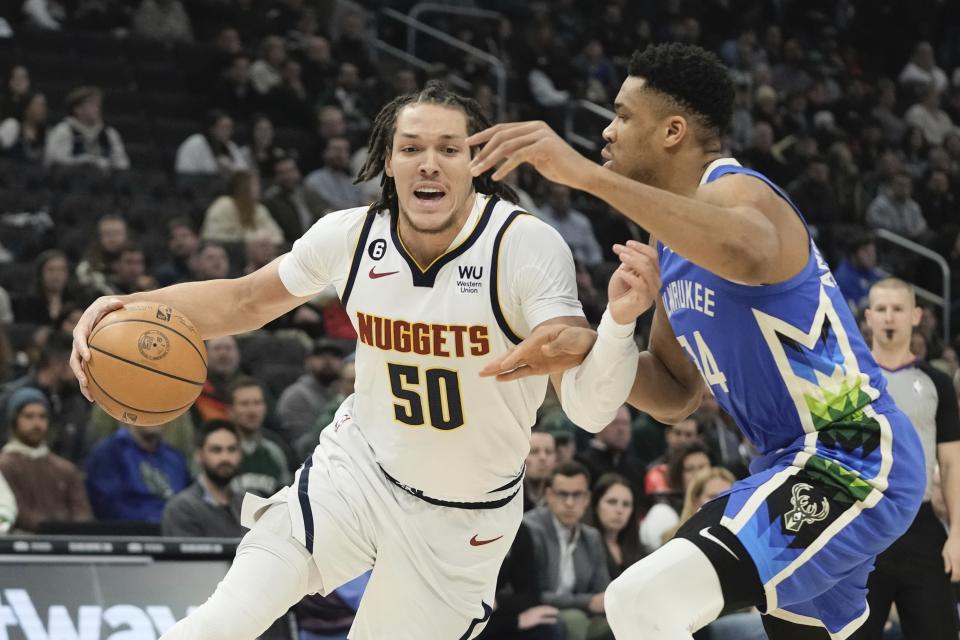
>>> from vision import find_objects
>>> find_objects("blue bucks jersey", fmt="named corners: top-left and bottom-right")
top-left (658, 161), bottom-right (916, 488)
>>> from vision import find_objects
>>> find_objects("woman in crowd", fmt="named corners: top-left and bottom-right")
top-left (12, 250), bottom-right (79, 326)
top-left (201, 170), bottom-right (284, 244)
top-left (639, 442), bottom-right (711, 552)
top-left (589, 473), bottom-right (644, 580)
top-left (0, 92), bottom-right (48, 161)
top-left (175, 109), bottom-right (248, 176)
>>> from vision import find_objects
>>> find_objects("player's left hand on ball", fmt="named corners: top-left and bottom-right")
top-left (608, 240), bottom-right (661, 324)
top-left (466, 121), bottom-right (596, 188)
top-left (942, 533), bottom-right (960, 582)
top-left (479, 325), bottom-right (597, 381)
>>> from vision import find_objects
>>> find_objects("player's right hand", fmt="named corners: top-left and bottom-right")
top-left (517, 605), bottom-right (560, 629)
top-left (71, 296), bottom-right (126, 401)
top-left (609, 240), bottom-right (661, 324)
top-left (479, 324), bottom-right (597, 381)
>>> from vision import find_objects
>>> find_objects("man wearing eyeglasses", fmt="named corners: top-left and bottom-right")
top-left (523, 461), bottom-right (613, 640)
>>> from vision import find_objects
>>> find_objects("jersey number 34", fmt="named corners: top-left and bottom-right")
top-left (388, 363), bottom-right (465, 430)
top-left (677, 331), bottom-right (729, 393)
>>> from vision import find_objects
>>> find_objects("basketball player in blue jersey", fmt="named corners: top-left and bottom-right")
top-left (469, 43), bottom-right (926, 640)
top-left (68, 82), bottom-right (639, 640)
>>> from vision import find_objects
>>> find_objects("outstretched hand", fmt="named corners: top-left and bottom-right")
top-left (608, 240), bottom-right (662, 324)
top-left (479, 324), bottom-right (597, 382)
top-left (467, 121), bottom-right (598, 189)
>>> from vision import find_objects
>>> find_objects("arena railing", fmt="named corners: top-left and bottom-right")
top-left (406, 4), bottom-right (503, 56)
top-left (565, 99), bottom-right (615, 152)
top-left (874, 228), bottom-right (951, 343)
top-left (380, 7), bottom-right (508, 121)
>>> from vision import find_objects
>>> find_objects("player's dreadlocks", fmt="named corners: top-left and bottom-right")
top-left (356, 80), bottom-right (518, 215)
top-left (628, 43), bottom-right (734, 141)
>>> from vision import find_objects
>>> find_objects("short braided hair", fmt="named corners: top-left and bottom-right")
top-left (356, 80), bottom-right (517, 215)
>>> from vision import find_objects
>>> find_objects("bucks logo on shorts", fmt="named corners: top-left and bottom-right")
top-left (783, 483), bottom-right (830, 532)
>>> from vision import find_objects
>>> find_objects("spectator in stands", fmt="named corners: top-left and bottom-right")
top-left (0, 65), bottom-right (31, 121)
top-left (264, 154), bottom-right (330, 243)
top-left (0, 91), bottom-right (47, 162)
top-left (916, 168), bottom-right (956, 234)
top-left (535, 183), bottom-right (603, 267)
top-left (210, 54), bottom-right (262, 122)
top-left (162, 420), bottom-right (244, 538)
top-left (201, 170), bottom-right (284, 245)
top-left (300, 36), bottom-right (337, 102)
top-left (0, 332), bottom-right (88, 463)
top-left (243, 231), bottom-right (278, 275)
top-left (862, 150), bottom-right (903, 205)
top-left (44, 86), bottom-right (129, 171)
top-left (251, 36), bottom-right (287, 95)
top-left (640, 443), bottom-right (711, 552)
top-left (12, 250), bottom-right (78, 326)
top-left (0, 471), bottom-right (15, 533)
top-left (899, 125), bottom-right (930, 180)
top-left (858, 278), bottom-right (960, 638)
top-left (576, 406), bottom-right (645, 495)
top-left (278, 338), bottom-right (344, 443)
top-left (899, 41), bottom-right (949, 95)
top-left (740, 121), bottom-right (788, 184)
top-left (481, 521), bottom-right (564, 640)
top-left (304, 105), bottom-right (347, 171)
top-left (76, 213), bottom-right (127, 294)
top-left (191, 241), bottom-right (231, 281)
top-left (154, 217), bottom-right (200, 286)
top-left (866, 171), bottom-right (929, 240)
top-left (195, 335), bottom-right (241, 423)
top-left (643, 418), bottom-right (700, 495)
top-left (905, 84), bottom-right (957, 147)
top-left (85, 401), bottom-right (196, 463)
top-left (294, 358), bottom-right (356, 459)
top-left (132, 0), bottom-right (193, 43)
top-left (266, 59), bottom-right (312, 128)
top-left (241, 114), bottom-right (283, 177)
top-left (323, 63), bottom-right (372, 137)
top-left (0, 388), bottom-right (91, 532)
top-left (786, 156), bottom-right (841, 232)
top-left (175, 109), bottom-right (249, 176)
top-left (102, 242), bottom-right (155, 295)
top-left (22, 1), bottom-right (63, 32)
top-left (85, 423), bottom-right (190, 524)
top-left (525, 461), bottom-right (613, 640)
top-left (227, 377), bottom-right (291, 498)
top-left (588, 473), bottom-right (643, 580)
top-left (871, 78), bottom-right (907, 145)
top-left (525, 429), bottom-right (558, 512)
top-left (331, 10), bottom-right (374, 76)
top-left (304, 136), bottom-right (366, 210)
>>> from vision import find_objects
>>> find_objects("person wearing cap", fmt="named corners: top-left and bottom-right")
top-left (0, 387), bottom-right (92, 532)
top-left (43, 85), bottom-right (129, 171)
top-left (277, 337), bottom-right (346, 443)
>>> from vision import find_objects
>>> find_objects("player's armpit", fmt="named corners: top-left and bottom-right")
top-left (629, 302), bottom-right (704, 424)
top-left (478, 316), bottom-right (593, 383)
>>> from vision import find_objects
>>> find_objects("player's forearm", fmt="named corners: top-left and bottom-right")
top-left (111, 278), bottom-right (264, 339)
top-left (581, 165), bottom-right (778, 283)
top-left (628, 351), bottom-right (703, 424)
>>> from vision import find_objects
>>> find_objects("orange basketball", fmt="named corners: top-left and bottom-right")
top-left (86, 302), bottom-right (207, 426)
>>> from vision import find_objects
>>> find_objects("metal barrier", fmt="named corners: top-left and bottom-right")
top-left (368, 38), bottom-right (472, 93)
top-left (381, 7), bottom-right (508, 121)
top-left (564, 99), bottom-right (615, 152)
top-left (407, 3), bottom-right (502, 54)
top-left (874, 228), bottom-right (951, 343)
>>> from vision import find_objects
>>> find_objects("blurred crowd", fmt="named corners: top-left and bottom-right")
top-left (0, 1), bottom-right (959, 639)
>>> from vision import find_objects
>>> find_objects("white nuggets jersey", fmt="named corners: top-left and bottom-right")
top-left (278, 193), bottom-right (583, 503)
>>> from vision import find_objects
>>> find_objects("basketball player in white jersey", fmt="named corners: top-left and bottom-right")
top-left (69, 81), bottom-right (645, 639)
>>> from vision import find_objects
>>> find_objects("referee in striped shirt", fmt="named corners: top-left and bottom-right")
top-left (855, 277), bottom-right (960, 639)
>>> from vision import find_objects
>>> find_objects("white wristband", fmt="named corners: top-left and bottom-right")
top-left (560, 306), bottom-right (640, 433)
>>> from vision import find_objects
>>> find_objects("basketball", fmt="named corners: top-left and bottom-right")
top-left (86, 302), bottom-right (207, 427)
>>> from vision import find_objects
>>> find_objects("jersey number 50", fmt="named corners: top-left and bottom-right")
top-left (388, 363), bottom-right (465, 430)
